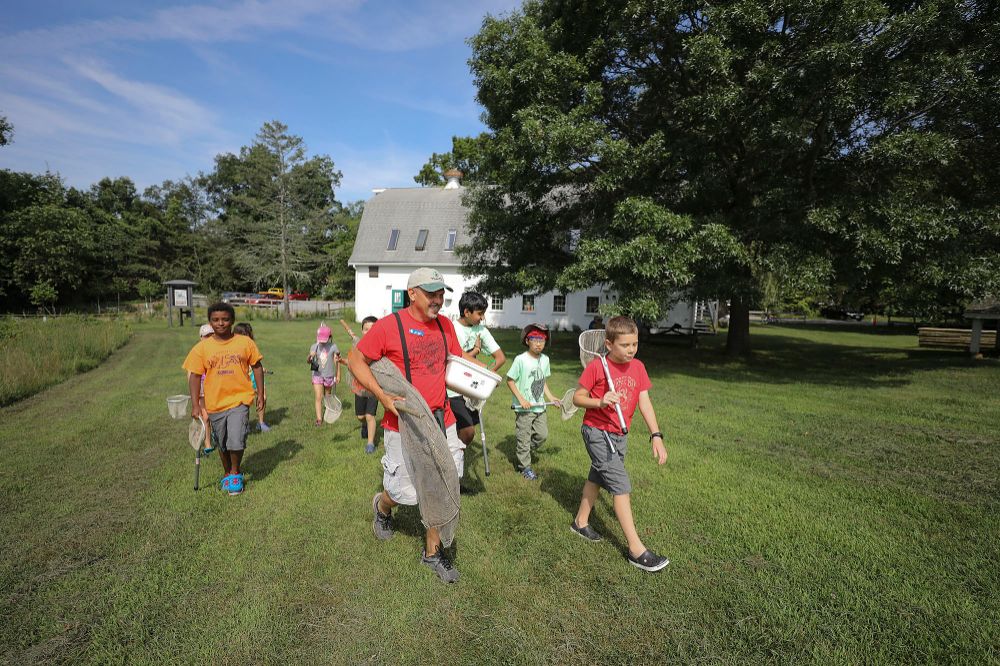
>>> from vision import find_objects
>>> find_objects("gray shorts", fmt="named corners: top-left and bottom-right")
top-left (208, 404), bottom-right (250, 453)
top-left (581, 424), bottom-right (631, 495)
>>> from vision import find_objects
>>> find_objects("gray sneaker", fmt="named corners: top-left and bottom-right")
top-left (570, 521), bottom-right (603, 542)
top-left (421, 547), bottom-right (460, 583)
top-left (372, 493), bottom-right (393, 541)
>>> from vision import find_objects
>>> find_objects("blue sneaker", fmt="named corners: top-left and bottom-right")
top-left (521, 467), bottom-right (538, 481)
top-left (220, 474), bottom-right (234, 490)
top-left (258, 423), bottom-right (271, 433)
top-left (227, 474), bottom-right (244, 496)
top-left (365, 442), bottom-right (376, 454)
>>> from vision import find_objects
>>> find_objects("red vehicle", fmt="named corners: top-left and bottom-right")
top-left (288, 291), bottom-right (309, 301)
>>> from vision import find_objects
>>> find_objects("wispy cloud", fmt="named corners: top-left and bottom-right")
top-left (1, 0), bottom-right (363, 55)
top-left (70, 59), bottom-right (217, 144)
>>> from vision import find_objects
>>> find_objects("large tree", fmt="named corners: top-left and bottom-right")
top-left (465, 0), bottom-right (999, 354)
top-left (413, 134), bottom-right (488, 186)
top-left (204, 121), bottom-right (342, 319)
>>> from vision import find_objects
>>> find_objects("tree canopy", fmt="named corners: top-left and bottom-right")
top-left (203, 121), bottom-right (343, 319)
top-left (0, 120), bottom-right (361, 313)
top-left (464, 0), bottom-right (999, 353)
top-left (413, 134), bottom-right (488, 186)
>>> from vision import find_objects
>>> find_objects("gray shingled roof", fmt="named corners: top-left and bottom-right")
top-left (348, 187), bottom-right (469, 267)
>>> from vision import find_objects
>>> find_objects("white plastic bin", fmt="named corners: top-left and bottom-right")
top-left (167, 395), bottom-right (190, 419)
top-left (445, 355), bottom-right (502, 401)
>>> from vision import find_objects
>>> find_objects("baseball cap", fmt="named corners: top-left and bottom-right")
top-left (316, 323), bottom-right (332, 342)
top-left (199, 324), bottom-right (214, 337)
top-left (406, 267), bottom-right (453, 293)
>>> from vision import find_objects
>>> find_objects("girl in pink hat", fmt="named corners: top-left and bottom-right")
top-left (308, 322), bottom-right (340, 425)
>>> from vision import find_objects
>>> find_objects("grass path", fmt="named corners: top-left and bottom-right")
top-left (1, 322), bottom-right (998, 663)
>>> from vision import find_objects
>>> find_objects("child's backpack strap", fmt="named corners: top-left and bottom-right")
top-left (393, 312), bottom-right (412, 383)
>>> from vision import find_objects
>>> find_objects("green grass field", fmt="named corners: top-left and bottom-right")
top-left (1, 321), bottom-right (997, 664)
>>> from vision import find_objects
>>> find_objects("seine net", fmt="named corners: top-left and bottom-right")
top-left (371, 357), bottom-right (461, 547)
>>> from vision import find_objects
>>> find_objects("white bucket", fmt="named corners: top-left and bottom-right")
top-left (445, 355), bottom-right (502, 401)
top-left (167, 395), bottom-right (190, 420)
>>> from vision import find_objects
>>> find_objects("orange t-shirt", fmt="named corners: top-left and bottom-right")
top-left (182, 335), bottom-right (263, 413)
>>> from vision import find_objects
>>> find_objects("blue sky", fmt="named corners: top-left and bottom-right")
top-left (0, 0), bottom-right (521, 203)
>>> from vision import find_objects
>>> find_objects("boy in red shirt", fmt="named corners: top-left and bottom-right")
top-left (571, 316), bottom-right (670, 572)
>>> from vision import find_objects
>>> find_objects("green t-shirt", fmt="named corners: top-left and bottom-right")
top-left (447, 320), bottom-right (501, 399)
top-left (506, 351), bottom-right (550, 413)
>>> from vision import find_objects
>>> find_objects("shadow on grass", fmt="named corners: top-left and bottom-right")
top-left (495, 435), bottom-right (519, 472)
top-left (497, 324), bottom-right (990, 390)
top-left (638, 329), bottom-right (986, 388)
top-left (243, 438), bottom-right (302, 481)
top-left (539, 467), bottom-right (624, 554)
top-left (262, 406), bottom-right (289, 427)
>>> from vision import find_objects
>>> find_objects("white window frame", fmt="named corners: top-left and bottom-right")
top-left (586, 296), bottom-right (600, 315)
top-left (553, 294), bottom-right (566, 313)
top-left (387, 229), bottom-right (400, 251)
top-left (415, 229), bottom-right (429, 251)
top-left (491, 294), bottom-right (504, 311)
top-left (444, 229), bottom-right (457, 251)
top-left (521, 294), bottom-right (535, 313)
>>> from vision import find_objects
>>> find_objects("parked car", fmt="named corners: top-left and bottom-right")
top-left (820, 305), bottom-right (865, 321)
top-left (246, 295), bottom-right (280, 305)
top-left (259, 287), bottom-right (284, 299)
top-left (288, 290), bottom-right (309, 301)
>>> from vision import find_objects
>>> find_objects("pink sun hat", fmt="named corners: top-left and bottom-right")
top-left (316, 323), bottom-right (332, 342)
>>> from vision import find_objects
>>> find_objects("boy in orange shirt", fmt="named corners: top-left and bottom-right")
top-left (183, 303), bottom-right (264, 496)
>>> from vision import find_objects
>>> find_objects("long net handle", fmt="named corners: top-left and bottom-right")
top-left (599, 355), bottom-right (629, 434)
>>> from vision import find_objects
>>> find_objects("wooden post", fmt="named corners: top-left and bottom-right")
top-left (969, 318), bottom-right (983, 358)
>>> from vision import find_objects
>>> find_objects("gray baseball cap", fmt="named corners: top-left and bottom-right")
top-left (407, 267), bottom-right (453, 292)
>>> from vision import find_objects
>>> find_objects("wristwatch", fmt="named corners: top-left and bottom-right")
top-left (649, 431), bottom-right (664, 443)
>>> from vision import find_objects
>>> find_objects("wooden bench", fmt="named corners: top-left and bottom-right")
top-left (918, 327), bottom-right (997, 349)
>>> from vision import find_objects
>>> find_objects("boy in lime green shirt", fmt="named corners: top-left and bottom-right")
top-left (506, 323), bottom-right (559, 480)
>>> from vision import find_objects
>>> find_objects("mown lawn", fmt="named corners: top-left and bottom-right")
top-left (1, 320), bottom-right (997, 664)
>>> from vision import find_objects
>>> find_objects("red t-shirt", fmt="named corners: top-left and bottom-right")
top-left (355, 308), bottom-right (463, 432)
top-left (579, 357), bottom-right (652, 435)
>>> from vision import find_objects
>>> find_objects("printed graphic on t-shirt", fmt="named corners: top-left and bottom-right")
top-left (613, 374), bottom-right (638, 410)
top-left (529, 372), bottom-right (546, 402)
top-left (408, 331), bottom-right (447, 375)
top-left (205, 351), bottom-right (250, 377)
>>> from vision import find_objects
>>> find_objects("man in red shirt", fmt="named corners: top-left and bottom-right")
top-left (348, 267), bottom-right (465, 583)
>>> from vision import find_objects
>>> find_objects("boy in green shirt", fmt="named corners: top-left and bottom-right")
top-left (506, 323), bottom-right (559, 480)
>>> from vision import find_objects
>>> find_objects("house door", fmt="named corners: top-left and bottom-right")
top-left (391, 289), bottom-right (407, 313)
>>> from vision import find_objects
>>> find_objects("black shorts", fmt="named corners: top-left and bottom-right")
top-left (354, 393), bottom-right (378, 417)
top-left (449, 395), bottom-right (480, 430)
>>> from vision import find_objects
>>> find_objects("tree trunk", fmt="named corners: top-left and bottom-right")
top-left (725, 298), bottom-right (751, 356)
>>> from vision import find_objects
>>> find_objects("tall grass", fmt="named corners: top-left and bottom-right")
top-left (0, 316), bottom-right (133, 405)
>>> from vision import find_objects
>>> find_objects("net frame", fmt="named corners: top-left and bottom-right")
top-left (323, 394), bottom-right (343, 423)
top-left (188, 416), bottom-right (206, 452)
top-left (558, 388), bottom-right (578, 421)
top-left (577, 329), bottom-right (629, 434)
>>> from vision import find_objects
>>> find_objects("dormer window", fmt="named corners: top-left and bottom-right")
top-left (415, 229), bottom-right (429, 251)
top-left (445, 229), bottom-right (457, 251)
top-left (387, 229), bottom-right (400, 251)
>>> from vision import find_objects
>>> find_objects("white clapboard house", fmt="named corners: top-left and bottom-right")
top-left (347, 175), bottom-right (715, 333)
